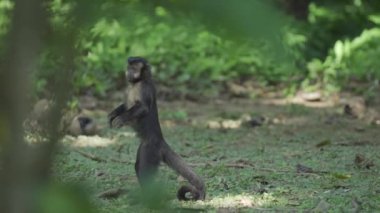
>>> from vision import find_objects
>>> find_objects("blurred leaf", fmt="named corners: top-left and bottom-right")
top-left (369, 14), bottom-right (380, 25)
top-left (316, 140), bottom-right (331, 148)
top-left (332, 173), bottom-right (351, 180)
top-left (38, 183), bottom-right (96, 213)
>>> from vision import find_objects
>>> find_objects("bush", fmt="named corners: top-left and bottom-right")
top-left (74, 5), bottom-right (298, 95)
top-left (302, 1), bottom-right (380, 92)
top-left (3, 0), bottom-right (379, 97)
top-left (0, 0), bottom-right (13, 49)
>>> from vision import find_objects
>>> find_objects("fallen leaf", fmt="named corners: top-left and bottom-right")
top-left (332, 173), bottom-right (351, 179)
top-left (316, 140), bottom-right (331, 148)
top-left (221, 119), bottom-right (242, 129)
top-left (354, 154), bottom-right (375, 169)
top-left (207, 120), bottom-right (222, 129)
top-left (97, 188), bottom-right (127, 199)
top-left (296, 164), bottom-right (314, 173)
top-left (239, 197), bottom-right (253, 207)
top-left (300, 91), bottom-right (322, 102)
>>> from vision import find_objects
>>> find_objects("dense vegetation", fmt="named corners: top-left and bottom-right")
top-left (1, 1), bottom-right (380, 212)
top-left (1, 0), bottom-right (379, 97)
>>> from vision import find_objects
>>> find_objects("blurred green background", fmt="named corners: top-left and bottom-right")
top-left (1, 1), bottom-right (380, 212)
top-left (1, 0), bottom-right (379, 98)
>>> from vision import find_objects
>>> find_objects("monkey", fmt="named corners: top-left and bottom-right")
top-left (67, 115), bottom-right (98, 136)
top-left (24, 98), bottom-right (99, 136)
top-left (108, 57), bottom-right (205, 201)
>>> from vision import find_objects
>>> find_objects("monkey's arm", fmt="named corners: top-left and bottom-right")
top-left (108, 103), bottom-right (127, 127)
top-left (110, 101), bottom-right (149, 128)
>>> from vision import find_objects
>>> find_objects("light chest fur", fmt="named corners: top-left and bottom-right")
top-left (126, 82), bottom-right (142, 109)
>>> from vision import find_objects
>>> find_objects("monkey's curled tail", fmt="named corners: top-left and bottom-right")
top-left (162, 143), bottom-right (206, 201)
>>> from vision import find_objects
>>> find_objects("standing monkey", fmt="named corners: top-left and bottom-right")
top-left (108, 57), bottom-right (205, 201)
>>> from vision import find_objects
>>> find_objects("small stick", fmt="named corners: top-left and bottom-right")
top-left (109, 158), bottom-right (134, 164)
top-left (97, 188), bottom-right (127, 199)
top-left (187, 162), bottom-right (328, 174)
top-left (74, 150), bottom-right (107, 163)
top-left (73, 149), bottom-right (134, 164)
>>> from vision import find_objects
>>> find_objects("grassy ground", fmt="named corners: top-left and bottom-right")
top-left (53, 98), bottom-right (380, 212)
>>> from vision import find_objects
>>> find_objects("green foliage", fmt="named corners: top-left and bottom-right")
top-left (344, 28), bottom-right (380, 78)
top-left (306, 1), bottom-right (379, 59)
top-left (0, 0), bottom-right (12, 50)
top-left (302, 1), bottom-right (380, 92)
top-left (15, 0), bottom-right (294, 95)
top-left (0, 0), bottom-right (12, 34)
top-left (37, 183), bottom-right (95, 213)
top-left (304, 27), bottom-right (380, 91)
top-left (76, 5), bottom-right (294, 94)
top-left (1, 0), bottom-right (380, 95)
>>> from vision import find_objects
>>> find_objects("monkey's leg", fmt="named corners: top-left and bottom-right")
top-left (135, 142), bottom-right (161, 186)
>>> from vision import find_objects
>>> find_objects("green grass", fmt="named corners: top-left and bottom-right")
top-left (52, 99), bottom-right (380, 212)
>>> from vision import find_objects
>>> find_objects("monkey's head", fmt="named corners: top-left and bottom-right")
top-left (67, 115), bottom-right (98, 136)
top-left (126, 56), bottom-right (151, 83)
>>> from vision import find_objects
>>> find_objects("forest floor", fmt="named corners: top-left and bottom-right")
top-left (53, 95), bottom-right (380, 212)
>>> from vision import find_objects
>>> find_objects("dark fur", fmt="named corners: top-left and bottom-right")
top-left (78, 116), bottom-right (92, 129)
top-left (108, 57), bottom-right (205, 201)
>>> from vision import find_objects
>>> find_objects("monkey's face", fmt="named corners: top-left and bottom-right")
top-left (126, 61), bottom-right (144, 83)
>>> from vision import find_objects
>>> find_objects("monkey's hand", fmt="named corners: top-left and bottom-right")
top-left (108, 103), bottom-right (127, 128)
top-left (110, 116), bottom-right (125, 128)
top-left (108, 102), bottom-right (148, 128)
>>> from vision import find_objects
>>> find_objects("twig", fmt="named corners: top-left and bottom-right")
top-left (71, 150), bottom-right (330, 175)
top-left (187, 162), bottom-right (329, 175)
top-left (97, 188), bottom-right (128, 199)
top-left (188, 162), bottom-right (279, 171)
top-left (175, 207), bottom-right (299, 212)
top-left (109, 158), bottom-right (134, 164)
top-left (72, 149), bottom-right (134, 164)
top-left (74, 150), bottom-right (107, 163)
